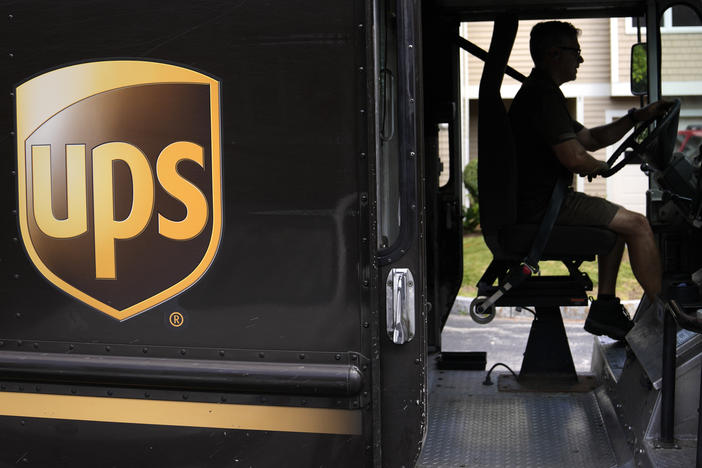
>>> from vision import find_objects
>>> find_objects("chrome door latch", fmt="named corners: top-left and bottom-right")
top-left (386, 268), bottom-right (415, 344)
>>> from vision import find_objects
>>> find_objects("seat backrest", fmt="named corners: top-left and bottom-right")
top-left (477, 15), bottom-right (519, 254)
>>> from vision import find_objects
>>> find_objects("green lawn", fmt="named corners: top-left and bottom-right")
top-left (460, 233), bottom-right (643, 300)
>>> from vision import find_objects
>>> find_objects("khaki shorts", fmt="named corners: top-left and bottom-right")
top-left (555, 190), bottom-right (620, 227)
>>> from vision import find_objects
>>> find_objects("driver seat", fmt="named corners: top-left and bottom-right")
top-left (476, 15), bottom-right (618, 381)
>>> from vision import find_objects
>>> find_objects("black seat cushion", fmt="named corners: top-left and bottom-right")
top-left (499, 225), bottom-right (617, 260)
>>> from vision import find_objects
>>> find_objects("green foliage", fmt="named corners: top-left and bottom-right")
top-left (462, 159), bottom-right (479, 200)
top-left (631, 43), bottom-right (648, 93)
top-left (463, 204), bottom-right (480, 232)
top-left (462, 159), bottom-right (480, 232)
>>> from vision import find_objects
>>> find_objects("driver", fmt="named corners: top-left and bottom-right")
top-left (509, 21), bottom-right (671, 340)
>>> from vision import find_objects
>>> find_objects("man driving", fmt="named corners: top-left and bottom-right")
top-left (509, 21), bottom-right (671, 340)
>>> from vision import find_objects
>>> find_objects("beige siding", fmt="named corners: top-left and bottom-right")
top-left (662, 34), bottom-right (702, 82)
top-left (618, 18), bottom-right (640, 83)
top-left (464, 18), bottom-right (611, 87)
top-left (438, 124), bottom-right (450, 186)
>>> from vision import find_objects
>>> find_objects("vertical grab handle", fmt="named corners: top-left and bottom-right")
top-left (386, 268), bottom-right (415, 344)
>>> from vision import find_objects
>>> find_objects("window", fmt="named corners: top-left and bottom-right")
top-left (376, 0), bottom-right (401, 250)
top-left (628, 5), bottom-right (702, 34)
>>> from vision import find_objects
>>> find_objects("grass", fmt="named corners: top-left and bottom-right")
top-left (460, 233), bottom-right (643, 300)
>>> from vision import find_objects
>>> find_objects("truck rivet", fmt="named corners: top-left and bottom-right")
top-left (71, 388), bottom-right (77, 394)
top-left (13, 274), bottom-right (19, 280)
top-left (0, 341), bottom-right (4, 347)
top-left (258, 352), bottom-right (265, 358)
top-left (408, 44), bottom-right (414, 49)
top-left (351, 355), bottom-right (358, 361)
top-left (219, 350), bottom-right (225, 357)
top-left (35, 386), bottom-right (40, 392)
top-left (335, 354), bottom-right (341, 360)
top-left (182, 394), bottom-right (189, 400)
top-left (16, 340), bottom-right (22, 346)
top-left (359, 66), bottom-right (364, 71)
top-left (142, 347), bottom-right (148, 353)
top-left (415, 358), bottom-right (420, 364)
top-left (105, 346), bottom-right (110, 352)
top-left (68, 344), bottom-right (74, 350)
top-left (8, 14), bottom-right (13, 20)
top-left (410, 151), bottom-right (416, 158)
top-left (362, 321), bottom-right (369, 328)
top-left (144, 392), bottom-right (150, 398)
top-left (32, 342), bottom-right (38, 349)
top-left (180, 348), bottom-right (186, 355)
top-left (358, 23), bottom-right (363, 28)
top-left (353, 401), bottom-right (359, 407)
top-left (362, 280), bottom-right (369, 287)
top-left (360, 152), bottom-right (366, 159)
top-left (299, 353), bottom-right (305, 360)
top-left (8, 53), bottom-right (13, 59)
top-left (362, 365), bottom-right (368, 370)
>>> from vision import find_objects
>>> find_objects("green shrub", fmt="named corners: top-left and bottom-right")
top-left (462, 159), bottom-right (480, 232)
top-left (463, 204), bottom-right (480, 232)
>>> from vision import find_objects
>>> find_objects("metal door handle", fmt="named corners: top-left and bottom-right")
top-left (386, 268), bottom-right (415, 344)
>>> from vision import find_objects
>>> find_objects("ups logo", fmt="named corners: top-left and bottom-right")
top-left (15, 61), bottom-right (222, 320)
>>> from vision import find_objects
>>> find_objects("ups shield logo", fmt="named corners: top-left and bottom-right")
top-left (16, 61), bottom-right (222, 321)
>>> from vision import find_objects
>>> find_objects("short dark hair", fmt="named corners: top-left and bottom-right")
top-left (530, 21), bottom-right (581, 64)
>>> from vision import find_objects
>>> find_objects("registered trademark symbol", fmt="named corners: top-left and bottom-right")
top-left (169, 312), bottom-right (184, 328)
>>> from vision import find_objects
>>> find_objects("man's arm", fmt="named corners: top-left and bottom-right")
top-left (576, 100), bottom-right (673, 151)
top-left (552, 138), bottom-right (608, 176)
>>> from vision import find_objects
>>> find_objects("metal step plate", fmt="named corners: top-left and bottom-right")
top-left (418, 369), bottom-right (616, 468)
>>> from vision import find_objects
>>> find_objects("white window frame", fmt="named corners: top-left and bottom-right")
top-left (626, 8), bottom-right (702, 35)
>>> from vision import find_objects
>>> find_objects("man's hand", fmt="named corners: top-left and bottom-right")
top-left (632, 100), bottom-right (674, 123)
top-left (582, 160), bottom-right (609, 181)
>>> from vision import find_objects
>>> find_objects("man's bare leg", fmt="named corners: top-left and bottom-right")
top-left (606, 208), bottom-right (662, 299)
top-left (598, 236), bottom-right (624, 296)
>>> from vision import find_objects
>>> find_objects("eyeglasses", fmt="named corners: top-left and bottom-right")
top-left (558, 46), bottom-right (582, 58)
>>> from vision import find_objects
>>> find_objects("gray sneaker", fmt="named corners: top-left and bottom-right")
top-left (584, 297), bottom-right (634, 340)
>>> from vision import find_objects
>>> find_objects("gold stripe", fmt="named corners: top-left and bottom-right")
top-left (0, 393), bottom-right (362, 435)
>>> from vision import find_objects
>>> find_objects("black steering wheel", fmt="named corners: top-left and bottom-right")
top-left (600, 99), bottom-right (681, 178)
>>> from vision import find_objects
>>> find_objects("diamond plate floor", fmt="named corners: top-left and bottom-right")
top-left (417, 368), bottom-right (617, 468)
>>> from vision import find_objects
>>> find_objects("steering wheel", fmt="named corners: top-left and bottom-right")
top-left (600, 99), bottom-right (681, 178)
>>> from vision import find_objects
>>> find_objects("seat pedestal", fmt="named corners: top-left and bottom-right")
top-left (519, 306), bottom-right (578, 382)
